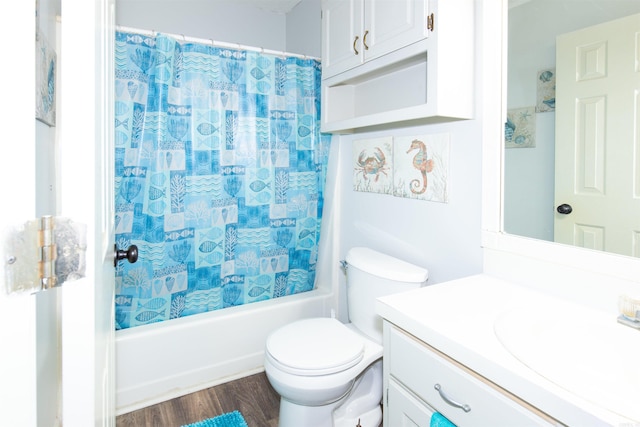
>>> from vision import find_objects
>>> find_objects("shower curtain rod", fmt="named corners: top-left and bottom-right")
top-left (116, 25), bottom-right (320, 61)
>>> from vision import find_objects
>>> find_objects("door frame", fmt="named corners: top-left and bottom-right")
top-left (60, 0), bottom-right (116, 425)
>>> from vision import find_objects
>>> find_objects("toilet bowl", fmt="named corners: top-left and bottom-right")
top-left (265, 318), bottom-right (383, 427)
top-left (264, 247), bottom-right (428, 427)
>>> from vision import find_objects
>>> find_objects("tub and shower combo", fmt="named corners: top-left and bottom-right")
top-left (113, 29), bottom-right (336, 413)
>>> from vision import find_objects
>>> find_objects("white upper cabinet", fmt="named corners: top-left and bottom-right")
top-left (322, 0), bottom-right (430, 79)
top-left (321, 0), bottom-right (474, 133)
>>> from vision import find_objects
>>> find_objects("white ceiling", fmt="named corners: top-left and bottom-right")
top-left (236, 0), bottom-right (302, 14)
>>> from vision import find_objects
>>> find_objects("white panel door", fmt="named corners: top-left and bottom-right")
top-left (0, 0), bottom-right (116, 426)
top-left (554, 13), bottom-right (640, 257)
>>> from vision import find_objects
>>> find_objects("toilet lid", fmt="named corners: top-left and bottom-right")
top-left (266, 318), bottom-right (365, 376)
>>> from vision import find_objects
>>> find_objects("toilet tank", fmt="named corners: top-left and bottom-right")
top-left (345, 247), bottom-right (428, 344)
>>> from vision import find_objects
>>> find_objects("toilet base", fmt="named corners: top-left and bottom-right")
top-left (333, 360), bottom-right (382, 427)
top-left (334, 405), bottom-right (382, 427)
top-left (277, 361), bottom-right (383, 427)
top-left (278, 399), bottom-right (382, 427)
top-left (278, 396), bottom-right (343, 427)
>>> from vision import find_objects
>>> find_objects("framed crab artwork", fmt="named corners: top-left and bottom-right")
top-left (393, 133), bottom-right (450, 203)
top-left (352, 137), bottom-right (393, 194)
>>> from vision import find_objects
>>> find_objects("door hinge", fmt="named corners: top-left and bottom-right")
top-left (427, 13), bottom-right (435, 31)
top-left (2, 216), bottom-right (87, 295)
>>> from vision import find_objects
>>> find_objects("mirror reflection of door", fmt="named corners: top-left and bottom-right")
top-left (554, 13), bottom-right (640, 256)
top-left (504, 0), bottom-right (640, 257)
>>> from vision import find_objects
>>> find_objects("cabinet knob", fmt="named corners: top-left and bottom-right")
top-left (353, 35), bottom-right (359, 55)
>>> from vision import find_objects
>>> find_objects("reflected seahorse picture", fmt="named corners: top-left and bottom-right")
top-left (393, 133), bottom-right (450, 203)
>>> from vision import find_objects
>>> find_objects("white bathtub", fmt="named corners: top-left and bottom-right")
top-left (115, 287), bottom-right (335, 414)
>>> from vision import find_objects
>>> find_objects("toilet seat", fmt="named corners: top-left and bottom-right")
top-left (266, 318), bottom-right (365, 376)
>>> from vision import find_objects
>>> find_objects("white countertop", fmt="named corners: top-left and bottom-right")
top-left (375, 273), bottom-right (638, 426)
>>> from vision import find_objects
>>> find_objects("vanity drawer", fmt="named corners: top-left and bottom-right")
top-left (388, 325), bottom-right (557, 426)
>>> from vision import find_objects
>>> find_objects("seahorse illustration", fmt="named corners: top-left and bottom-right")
top-left (406, 139), bottom-right (434, 194)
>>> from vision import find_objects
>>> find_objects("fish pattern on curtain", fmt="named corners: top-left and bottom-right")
top-left (113, 31), bottom-right (330, 330)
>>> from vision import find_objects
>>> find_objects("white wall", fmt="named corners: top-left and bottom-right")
top-left (338, 121), bottom-right (484, 279)
top-left (117, 0), bottom-right (321, 56)
top-left (286, 0), bottom-right (321, 58)
top-left (334, 122), bottom-right (484, 319)
top-left (117, 0), bottom-right (286, 52)
top-left (504, 0), bottom-right (640, 241)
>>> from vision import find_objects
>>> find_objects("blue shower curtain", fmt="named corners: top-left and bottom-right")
top-left (113, 31), bottom-right (330, 330)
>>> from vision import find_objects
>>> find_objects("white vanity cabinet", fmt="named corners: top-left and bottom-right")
top-left (320, 0), bottom-right (474, 133)
top-left (383, 321), bottom-right (561, 426)
top-left (321, 0), bottom-right (430, 79)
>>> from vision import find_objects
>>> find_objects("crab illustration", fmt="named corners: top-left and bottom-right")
top-left (355, 147), bottom-right (389, 182)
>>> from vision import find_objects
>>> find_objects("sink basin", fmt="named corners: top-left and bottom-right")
top-left (494, 300), bottom-right (640, 422)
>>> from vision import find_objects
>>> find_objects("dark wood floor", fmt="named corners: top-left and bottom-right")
top-left (116, 372), bottom-right (280, 427)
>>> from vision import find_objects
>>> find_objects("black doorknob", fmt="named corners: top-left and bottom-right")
top-left (556, 204), bottom-right (573, 214)
top-left (114, 244), bottom-right (139, 267)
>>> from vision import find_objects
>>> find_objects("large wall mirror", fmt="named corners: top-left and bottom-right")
top-left (504, 0), bottom-right (640, 258)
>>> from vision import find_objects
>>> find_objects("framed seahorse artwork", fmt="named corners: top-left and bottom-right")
top-left (352, 137), bottom-right (394, 195)
top-left (393, 133), bottom-right (450, 203)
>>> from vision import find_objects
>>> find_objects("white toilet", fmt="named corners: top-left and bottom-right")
top-left (264, 247), bottom-right (428, 427)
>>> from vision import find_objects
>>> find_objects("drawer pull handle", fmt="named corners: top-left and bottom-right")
top-left (434, 383), bottom-right (471, 413)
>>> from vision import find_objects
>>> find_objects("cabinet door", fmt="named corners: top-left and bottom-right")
top-left (321, 0), bottom-right (364, 78)
top-left (388, 379), bottom-right (435, 427)
top-left (364, 0), bottom-right (429, 62)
